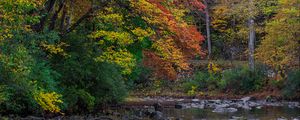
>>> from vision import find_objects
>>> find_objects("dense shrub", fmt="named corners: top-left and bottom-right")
top-left (55, 32), bottom-right (128, 113)
top-left (221, 65), bottom-right (266, 94)
top-left (283, 70), bottom-right (300, 98)
top-left (0, 45), bottom-right (60, 114)
top-left (182, 71), bottom-right (222, 92)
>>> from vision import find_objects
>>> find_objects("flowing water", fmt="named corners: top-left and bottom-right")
top-left (117, 98), bottom-right (300, 120)
top-left (161, 107), bottom-right (300, 119)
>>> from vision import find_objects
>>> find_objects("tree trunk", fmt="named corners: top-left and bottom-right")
top-left (249, 19), bottom-right (255, 70)
top-left (49, 0), bottom-right (64, 30)
top-left (203, 0), bottom-right (212, 60)
top-left (34, 0), bottom-right (56, 31)
top-left (248, 0), bottom-right (255, 71)
top-left (60, 5), bottom-right (67, 31)
top-left (65, 0), bottom-right (74, 30)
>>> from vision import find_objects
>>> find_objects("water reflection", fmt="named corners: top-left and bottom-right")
top-left (163, 107), bottom-right (300, 119)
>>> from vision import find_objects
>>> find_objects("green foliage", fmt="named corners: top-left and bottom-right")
top-left (63, 88), bottom-right (95, 112)
top-left (187, 85), bottom-right (197, 96)
top-left (283, 70), bottom-right (300, 98)
top-left (0, 43), bottom-right (60, 114)
top-left (182, 71), bottom-right (222, 92)
top-left (55, 33), bottom-right (128, 112)
top-left (0, 0), bottom-right (299, 116)
top-left (221, 65), bottom-right (266, 94)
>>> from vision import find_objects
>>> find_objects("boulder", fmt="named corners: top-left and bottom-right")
top-left (212, 107), bottom-right (238, 113)
top-left (241, 96), bottom-right (255, 102)
top-left (175, 104), bottom-right (183, 109)
top-left (151, 111), bottom-right (165, 120)
top-left (153, 103), bottom-right (163, 112)
top-left (192, 99), bottom-right (200, 102)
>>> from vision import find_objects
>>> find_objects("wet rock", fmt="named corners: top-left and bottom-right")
top-left (192, 99), bottom-right (200, 102)
top-left (112, 112), bottom-right (121, 117)
top-left (176, 118), bottom-right (183, 120)
top-left (230, 116), bottom-right (244, 120)
top-left (23, 116), bottom-right (44, 120)
top-left (241, 104), bottom-right (252, 110)
top-left (175, 104), bottom-right (183, 109)
top-left (208, 100), bottom-right (221, 104)
top-left (256, 106), bottom-right (262, 109)
top-left (144, 108), bottom-right (156, 116)
top-left (154, 103), bottom-right (163, 112)
top-left (151, 111), bottom-right (165, 120)
top-left (216, 103), bottom-right (230, 108)
top-left (122, 115), bottom-right (129, 120)
top-left (94, 116), bottom-right (113, 120)
top-left (249, 101), bottom-right (260, 107)
top-left (129, 115), bottom-right (143, 120)
top-left (286, 102), bottom-right (300, 108)
top-left (241, 96), bottom-right (255, 102)
top-left (212, 107), bottom-right (238, 113)
top-left (190, 103), bottom-right (205, 109)
top-left (293, 116), bottom-right (300, 120)
top-left (266, 96), bottom-right (278, 102)
top-left (227, 108), bottom-right (238, 113)
top-left (277, 116), bottom-right (288, 120)
top-left (134, 110), bottom-right (144, 117)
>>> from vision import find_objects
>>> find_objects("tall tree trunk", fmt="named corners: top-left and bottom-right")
top-left (34, 0), bottom-right (56, 31)
top-left (203, 0), bottom-right (212, 60)
top-left (60, 5), bottom-right (67, 31)
top-left (49, 0), bottom-right (64, 30)
top-left (248, 0), bottom-right (255, 70)
top-left (65, 0), bottom-right (74, 30)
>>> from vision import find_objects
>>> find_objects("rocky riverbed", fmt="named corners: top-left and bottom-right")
top-left (2, 97), bottom-right (300, 120)
top-left (121, 96), bottom-right (300, 120)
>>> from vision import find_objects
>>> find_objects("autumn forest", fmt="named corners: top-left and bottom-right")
top-left (0, 0), bottom-right (299, 119)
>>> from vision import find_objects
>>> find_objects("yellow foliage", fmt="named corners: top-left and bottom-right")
top-left (34, 91), bottom-right (63, 113)
top-left (131, 27), bottom-right (155, 41)
top-left (130, 0), bottom-right (163, 25)
top-left (256, 0), bottom-right (299, 72)
top-left (208, 62), bottom-right (221, 73)
top-left (95, 47), bottom-right (136, 75)
top-left (96, 12), bottom-right (124, 24)
top-left (187, 85), bottom-right (197, 96)
top-left (41, 42), bottom-right (69, 57)
top-left (152, 38), bottom-right (189, 71)
top-left (89, 31), bottom-right (133, 46)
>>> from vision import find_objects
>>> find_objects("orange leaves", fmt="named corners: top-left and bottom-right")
top-left (143, 51), bottom-right (177, 80)
top-left (171, 25), bottom-right (205, 58)
top-left (130, 0), bottom-right (205, 80)
top-left (173, 0), bottom-right (205, 11)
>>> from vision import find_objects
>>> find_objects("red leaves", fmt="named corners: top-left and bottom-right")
top-left (143, 50), bottom-right (177, 80)
top-left (172, 25), bottom-right (205, 58)
top-left (139, 0), bottom-right (205, 80)
top-left (173, 0), bottom-right (205, 11)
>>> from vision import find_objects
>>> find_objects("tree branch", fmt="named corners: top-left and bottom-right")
top-left (63, 6), bottom-right (102, 35)
top-left (49, 0), bottom-right (65, 30)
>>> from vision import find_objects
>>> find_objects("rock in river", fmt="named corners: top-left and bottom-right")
top-left (212, 107), bottom-right (238, 113)
top-left (175, 104), bottom-right (183, 109)
top-left (153, 103), bottom-right (163, 112)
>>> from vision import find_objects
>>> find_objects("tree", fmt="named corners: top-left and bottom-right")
top-left (130, 0), bottom-right (205, 80)
top-left (248, 0), bottom-right (255, 70)
top-left (256, 0), bottom-right (300, 80)
top-left (203, 0), bottom-right (212, 59)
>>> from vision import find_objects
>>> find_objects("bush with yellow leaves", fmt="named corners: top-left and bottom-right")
top-left (207, 62), bottom-right (221, 73)
top-left (34, 91), bottom-right (63, 113)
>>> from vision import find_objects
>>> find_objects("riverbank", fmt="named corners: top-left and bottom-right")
top-left (3, 96), bottom-right (300, 120)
